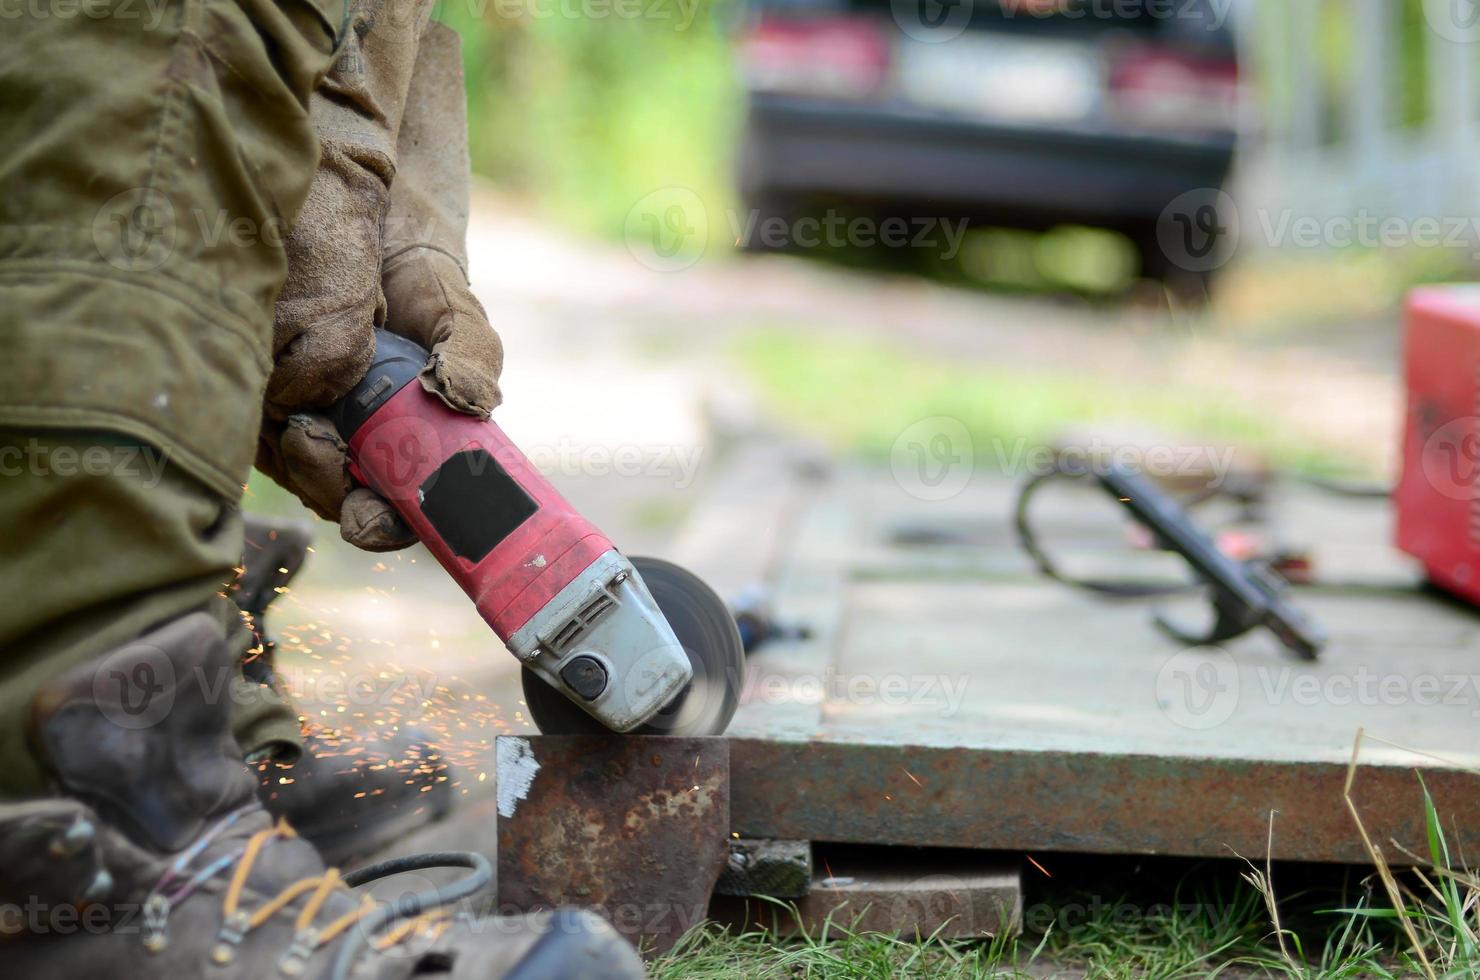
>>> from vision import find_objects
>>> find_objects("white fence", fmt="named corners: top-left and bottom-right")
top-left (1239, 0), bottom-right (1480, 242)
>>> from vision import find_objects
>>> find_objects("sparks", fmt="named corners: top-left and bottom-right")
top-left (1026, 854), bottom-right (1052, 878)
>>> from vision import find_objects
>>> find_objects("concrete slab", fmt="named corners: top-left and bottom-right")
top-left (711, 847), bottom-right (1022, 939)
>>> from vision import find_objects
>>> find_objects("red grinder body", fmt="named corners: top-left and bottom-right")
top-left (331, 331), bottom-right (694, 731)
top-left (347, 377), bottom-right (610, 636)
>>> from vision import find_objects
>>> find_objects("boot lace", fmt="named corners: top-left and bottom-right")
top-left (141, 806), bottom-right (491, 979)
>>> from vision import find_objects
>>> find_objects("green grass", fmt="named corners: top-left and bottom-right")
top-left (647, 888), bottom-right (1375, 979)
top-left (735, 330), bottom-right (1356, 478)
top-left (1316, 774), bottom-right (1480, 979)
top-left (647, 779), bottom-right (1479, 979)
top-left (652, 918), bottom-right (1025, 979)
top-left (1032, 880), bottom-right (1270, 979)
top-left (648, 878), bottom-right (1409, 979)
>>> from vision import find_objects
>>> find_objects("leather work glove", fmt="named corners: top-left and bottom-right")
top-left (256, 5), bottom-right (502, 552)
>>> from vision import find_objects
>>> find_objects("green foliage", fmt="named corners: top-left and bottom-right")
top-left (1397, 0), bottom-right (1435, 129)
top-left (435, 0), bottom-right (741, 243)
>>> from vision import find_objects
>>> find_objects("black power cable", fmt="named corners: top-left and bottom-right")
top-left (1013, 466), bottom-right (1199, 598)
top-left (330, 850), bottom-right (494, 980)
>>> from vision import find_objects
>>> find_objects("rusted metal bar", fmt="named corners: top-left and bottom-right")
top-left (495, 735), bottom-right (730, 955)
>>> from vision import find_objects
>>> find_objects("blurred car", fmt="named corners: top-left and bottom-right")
top-left (733, 0), bottom-right (1242, 286)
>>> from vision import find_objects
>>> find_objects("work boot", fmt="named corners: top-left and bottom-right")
top-left (256, 727), bottom-right (455, 866)
top-left (237, 513), bottom-right (455, 864)
top-left (237, 513), bottom-right (316, 631)
top-left (5, 612), bottom-right (645, 979)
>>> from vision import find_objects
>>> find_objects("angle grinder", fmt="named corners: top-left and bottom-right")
top-left (330, 330), bottom-right (744, 736)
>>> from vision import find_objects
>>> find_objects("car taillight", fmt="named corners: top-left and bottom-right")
top-left (1107, 46), bottom-right (1240, 132)
top-left (738, 16), bottom-right (891, 100)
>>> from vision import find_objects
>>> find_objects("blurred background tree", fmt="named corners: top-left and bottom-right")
top-left (438, 0), bottom-right (741, 245)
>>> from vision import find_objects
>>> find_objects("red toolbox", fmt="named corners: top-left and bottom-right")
top-left (1395, 285), bottom-right (1480, 603)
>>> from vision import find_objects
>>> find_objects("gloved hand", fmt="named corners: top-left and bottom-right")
top-left (256, 6), bottom-right (502, 551)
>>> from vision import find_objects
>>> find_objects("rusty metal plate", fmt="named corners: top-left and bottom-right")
top-left (723, 574), bottom-right (1480, 864)
top-left (729, 735), bottom-right (1479, 865)
top-left (700, 464), bottom-right (1480, 866)
top-left (495, 735), bottom-right (730, 955)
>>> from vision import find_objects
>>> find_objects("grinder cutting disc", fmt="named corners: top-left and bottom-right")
top-left (521, 556), bottom-right (745, 736)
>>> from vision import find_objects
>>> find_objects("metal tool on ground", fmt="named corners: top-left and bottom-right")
top-left (332, 330), bottom-right (744, 736)
top-left (731, 585), bottom-right (813, 653)
top-left (1015, 456), bottom-right (1325, 659)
